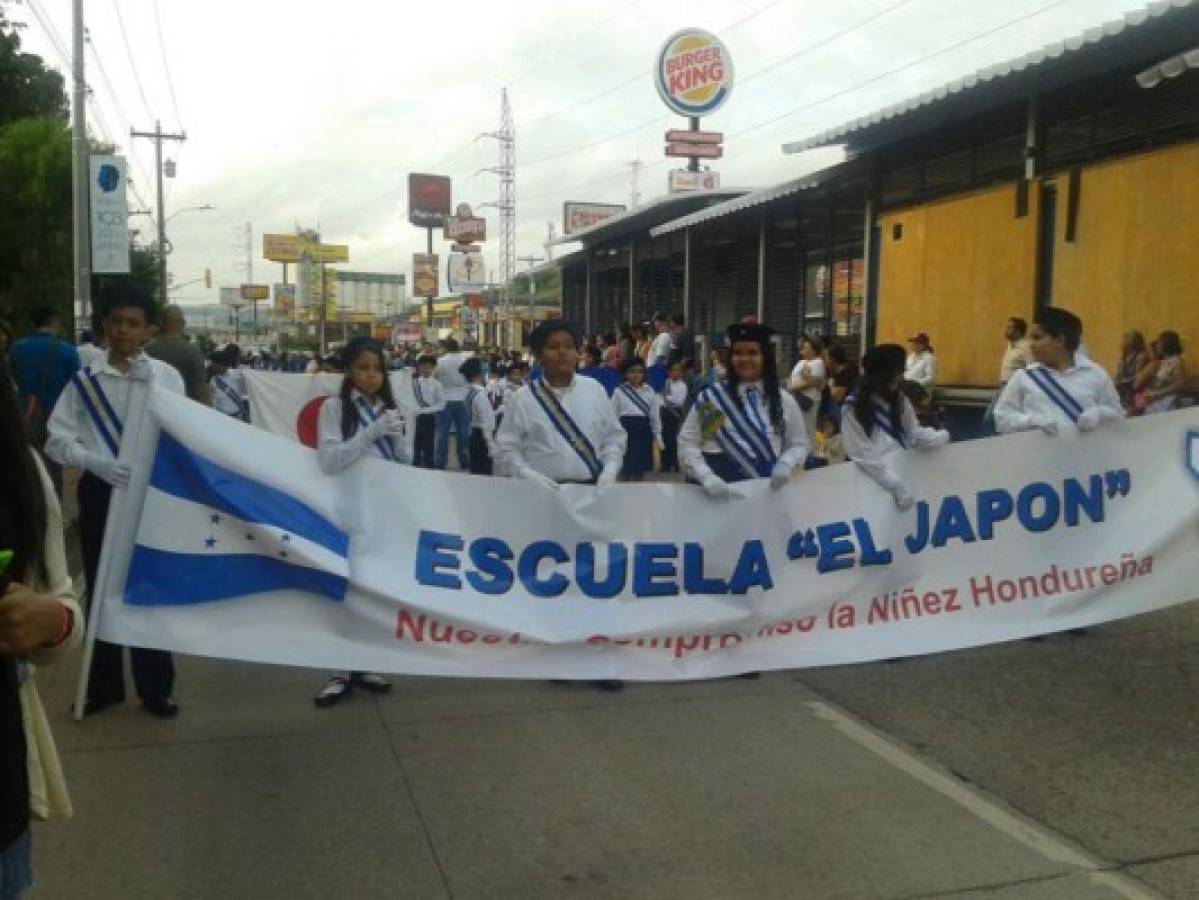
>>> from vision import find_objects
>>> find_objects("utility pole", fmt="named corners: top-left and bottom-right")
top-left (131, 121), bottom-right (186, 304)
top-left (71, 0), bottom-right (90, 331)
top-left (518, 255), bottom-right (542, 336)
top-left (480, 88), bottom-right (515, 346)
top-left (628, 160), bottom-right (642, 208)
top-left (544, 222), bottom-right (557, 262)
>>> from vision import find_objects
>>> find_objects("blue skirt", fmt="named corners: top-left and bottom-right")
top-left (621, 416), bottom-right (654, 476)
top-left (0, 830), bottom-right (31, 900)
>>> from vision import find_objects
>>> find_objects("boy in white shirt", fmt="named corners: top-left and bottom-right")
top-left (45, 279), bottom-right (185, 719)
top-left (411, 355), bottom-right (445, 468)
top-left (994, 307), bottom-right (1123, 436)
top-left (210, 344), bottom-right (249, 421)
top-left (461, 357), bottom-right (497, 475)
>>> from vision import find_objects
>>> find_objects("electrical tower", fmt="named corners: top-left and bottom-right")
top-left (544, 221), bottom-right (557, 261)
top-left (628, 160), bottom-right (642, 208)
top-left (480, 88), bottom-right (515, 320)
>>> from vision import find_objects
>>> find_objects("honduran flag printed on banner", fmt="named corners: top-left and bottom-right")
top-left (126, 432), bottom-right (349, 606)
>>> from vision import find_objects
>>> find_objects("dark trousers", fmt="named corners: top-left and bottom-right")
top-left (661, 407), bottom-right (682, 472)
top-left (79, 472), bottom-right (174, 703)
top-left (413, 414), bottom-right (437, 468)
top-left (468, 428), bottom-right (493, 475)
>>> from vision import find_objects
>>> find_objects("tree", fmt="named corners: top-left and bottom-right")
top-left (0, 10), bottom-right (68, 126)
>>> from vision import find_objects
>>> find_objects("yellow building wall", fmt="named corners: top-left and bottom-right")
top-left (1051, 144), bottom-right (1199, 375)
top-left (876, 182), bottom-right (1038, 386)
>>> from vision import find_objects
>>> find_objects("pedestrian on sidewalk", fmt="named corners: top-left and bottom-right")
top-left (312, 337), bottom-right (404, 708)
top-left (44, 279), bottom-right (183, 719)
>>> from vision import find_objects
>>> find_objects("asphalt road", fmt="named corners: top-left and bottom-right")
top-left (25, 598), bottom-right (1197, 900)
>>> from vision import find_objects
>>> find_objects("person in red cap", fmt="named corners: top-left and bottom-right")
top-left (904, 333), bottom-right (936, 391)
top-left (678, 322), bottom-right (808, 499)
top-left (842, 343), bottom-right (950, 510)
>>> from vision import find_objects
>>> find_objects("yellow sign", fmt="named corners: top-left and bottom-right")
top-left (240, 284), bottom-right (270, 301)
top-left (262, 233), bottom-right (350, 264)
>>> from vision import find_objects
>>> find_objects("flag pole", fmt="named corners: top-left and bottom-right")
top-left (73, 380), bottom-right (156, 720)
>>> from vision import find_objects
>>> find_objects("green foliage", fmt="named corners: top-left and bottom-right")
top-left (0, 13), bottom-right (69, 126)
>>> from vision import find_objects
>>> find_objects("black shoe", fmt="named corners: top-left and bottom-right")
top-left (314, 676), bottom-right (351, 708)
top-left (77, 696), bottom-right (121, 718)
top-left (591, 679), bottom-right (624, 692)
top-left (141, 697), bottom-right (180, 719)
top-left (350, 672), bottom-right (392, 694)
top-left (736, 671), bottom-right (761, 680)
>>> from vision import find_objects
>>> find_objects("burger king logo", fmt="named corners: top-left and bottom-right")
top-left (655, 28), bottom-right (734, 118)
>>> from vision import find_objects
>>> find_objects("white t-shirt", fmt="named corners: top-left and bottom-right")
top-left (646, 332), bottom-right (674, 367)
top-left (789, 358), bottom-right (826, 406)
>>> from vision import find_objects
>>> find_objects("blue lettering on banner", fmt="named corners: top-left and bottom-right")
top-left (683, 544), bottom-right (729, 594)
top-left (465, 538), bottom-right (514, 595)
top-left (416, 530), bottom-right (464, 589)
top-left (519, 541), bottom-right (570, 597)
top-left (633, 543), bottom-right (679, 597)
top-left (576, 543), bottom-right (628, 599)
top-left (729, 540), bottom-right (773, 593)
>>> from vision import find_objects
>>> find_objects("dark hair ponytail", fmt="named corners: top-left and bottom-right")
top-left (852, 369), bottom-right (905, 441)
top-left (0, 358), bottom-right (48, 585)
top-left (338, 338), bottom-right (396, 440)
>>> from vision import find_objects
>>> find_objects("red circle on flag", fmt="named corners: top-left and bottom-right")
top-left (296, 396), bottom-right (328, 448)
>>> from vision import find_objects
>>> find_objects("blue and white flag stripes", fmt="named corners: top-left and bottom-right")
top-left (92, 381), bottom-right (1199, 681)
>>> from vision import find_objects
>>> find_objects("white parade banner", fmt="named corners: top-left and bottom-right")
top-left (90, 383), bottom-right (1199, 681)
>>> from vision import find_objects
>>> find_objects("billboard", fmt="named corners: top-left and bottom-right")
top-left (655, 29), bottom-right (734, 118)
top-left (413, 253), bottom-right (439, 298)
top-left (273, 284), bottom-right (296, 316)
top-left (263, 234), bottom-right (306, 263)
top-left (563, 202), bottom-right (626, 235)
top-left (219, 287), bottom-right (241, 306)
top-left (90, 155), bottom-right (130, 274)
top-left (444, 203), bottom-right (486, 243)
top-left (669, 169), bottom-right (721, 193)
top-left (309, 243), bottom-right (349, 264)
top-left (240, 284), bottom-right (270, 301)
top-left (447, 251), bottom-right (487, 292)
top-left (408, 174), bottom-right (452, 228)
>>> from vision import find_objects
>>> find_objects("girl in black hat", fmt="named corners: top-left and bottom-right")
top-left (678, 323), bottom-right (809, 499)
top-left (842, 343), bottom-right (950, 510)
top-left (610, 356), bottom-right (663, 482)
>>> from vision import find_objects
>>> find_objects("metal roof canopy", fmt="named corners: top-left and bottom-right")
top-left (1137, 45), bottom-right (1199, 87)
top-left (650, 160), bottom-right (865, 237)
top-left (783, 0), bottom-right (1199, 156)
top-left (552, 188), bottom-right (751, 248)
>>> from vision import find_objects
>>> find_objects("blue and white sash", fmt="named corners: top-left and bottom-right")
top-left (618, 383), bottom-right (651, 417)
top-left (529, 377), bottom-right (602, 480)
top-left (72, 368), bottom-right (123, 457)
top-left (1024, 366), bottom-right (1084, 423)
top-left (354, 397), bottom-right (399, 463)
top-left (214, 375), bottom-right (249, 421)
top-left (697, 383), bottom-right (777, 479)
top-left (872, 399), bottom-right (904, 446)
top-left (466, 387), bottom-right (481, 427)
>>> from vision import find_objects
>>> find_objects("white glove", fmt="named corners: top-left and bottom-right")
top-left (1075, 408), bottom-right (1101, 432)
top-left (517, 467), bottom-right (560, 492)
top-left (85, 452), bottom-right (131, 487)
top-left (892, 486), bottom-right (916, 511)
top-left (769, 462), bottom-right (792, 490)
top-left (654, 437), bottom-right (665, 451)
top-left (700, 473), bottom-right (733, 501)
top-left (127, 357), bottom-right (154, 382)
top-left (378, 411), bottom-right (406, 437)
top-left (1030, 415), bottom-right (1059, 436)
top-left (928, 429), bottom-right (951, 447)
top-left (596, 465), bottom-right (619, 492)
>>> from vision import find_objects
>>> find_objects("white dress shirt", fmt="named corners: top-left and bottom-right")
top-left (76, 343), bottom-right (107, 370)
top-left (611, 382), bottom-right (663, 442)
top-left (46, 353), bottom-right (185, 469)
top-left (411, 375), bottom-right (446, 416)
top-left (841, 395), bottom-right (948, 494)
top-left (316, 390), bottom-right (409, 473)
top-left (789, 357), bottom-right (826, 403)
top-left (994, 359), bottom-right (1124, 433)
top-left (433, 351), bottom-right (471, 402)
top-left (678, 381), bottom-right (809, 482)
top-left (662, 378), bottom-right (688, 411)
top-left (210, 368), bottom-right (247, 417)
top-left (646, 331), bottom-right (674, 367)
top-left (904, 351), bottom-right (936, 389)
top-left (495, 374), bottom-right (627, 482)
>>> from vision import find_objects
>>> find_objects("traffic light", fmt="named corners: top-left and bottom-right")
top-left (204, 268), bottom-right (211, 289)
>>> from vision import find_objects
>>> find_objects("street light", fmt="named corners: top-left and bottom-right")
top-left (166, 204), bottom-right (215, 224)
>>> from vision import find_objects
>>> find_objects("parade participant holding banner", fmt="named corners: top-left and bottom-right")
top-left (679, 323), bottom-right (809, 500)
top-left (411, 355), bottom-right (445, 469)
top-left (209, 345), bottom-right (249, 422)
top-left (994, 307), bottom-right (1124, 437)
top-left (312, 337), bottom-right (400, 708)
top-left (495, 320), bottom-right (626, 493)
top-left (45, 279), bottom-right (184, 719)
top-left (461, 357), bottom-right (496, 476)
top-left (611, 356), bottom-right (663, 482)
top-left (841, 344), bottom-right (951, 511)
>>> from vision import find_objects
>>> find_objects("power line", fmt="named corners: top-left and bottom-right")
top-left (152, 0), bottom-right (184, 129)
top-left (85, 31), bottom-right (157, 198)
top-left (111, 0), bottom-right (156, 121)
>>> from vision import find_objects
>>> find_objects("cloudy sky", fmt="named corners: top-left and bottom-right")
top-left (16, 0), bottom-right (1154, 308)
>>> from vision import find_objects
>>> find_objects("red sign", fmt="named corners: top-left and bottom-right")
top-left (466, 293), bottom-right (484, 310)
top-left (408, 174), bottom-right (452, 228)
top-left (665, 130), bottom-right (722, 144)
top-left (665, 142), bottom-right (723, 159)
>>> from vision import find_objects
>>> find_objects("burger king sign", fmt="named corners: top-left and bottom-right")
top-left (655, 28), bottom-right (734, 118)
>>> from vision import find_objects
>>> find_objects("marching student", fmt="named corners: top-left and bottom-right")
top-left (495, 319), bottom-right (626, 692)
top-left (841, 344), bottom-right (951, 510)
top-left (209, 344), bottom-right (250, 421)
top-left (491, 360), bottom-right (527, 426)
top-left (45, 278), bottom-right (185, 719)
top-left (659, 360), bottom-right (688, 473)
top-left (461, 356), bottom-right (497, 475)
top-left (994, 307), bottom-right (1124, 437)
top-left (679, 323), bottom-right (809, 500)
top-left (410, 354), bottom-right (445, 469)
top-left (610, 356), bottom-right (662, 482)
top-left (312, 336), bottom-right (405, 708)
